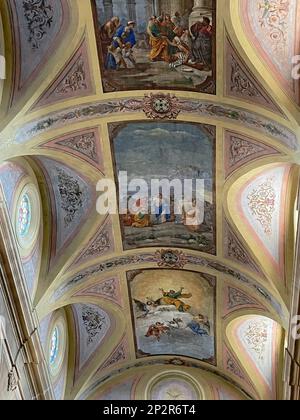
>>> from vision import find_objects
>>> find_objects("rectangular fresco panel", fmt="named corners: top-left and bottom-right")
top-left (110, 121), bottom-right (216, 253)
top-left (128, 269), bottom-right (216, 364)
top-left (92, 0), bottom-right (216, 93)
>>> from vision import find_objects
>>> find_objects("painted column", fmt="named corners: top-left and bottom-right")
top-left (189, 0), bottom-right (213, 27)
top-left (169, 0), bottom-right (184, 16)
top-left (153, 0), bottom-right (159, 16)
top-left (103, 0), bottom-right (113, 22)
top-left (127, 0), bottom-right (137, 22)
top-left (145, 0), bottom-right (155, 18)
top-left (156, 0), bottom-right (167, 16)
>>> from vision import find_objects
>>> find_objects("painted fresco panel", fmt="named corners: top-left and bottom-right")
top-left (92, 0), bottom-right (216, 93)
top-left (110, 121), bottom-right (216, 253)
top-left (128, 269), bottom-right (216, 365)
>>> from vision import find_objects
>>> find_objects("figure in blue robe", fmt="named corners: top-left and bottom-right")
top-left (105, 52), bottom-right (117, 70)
top-left (187, 320), bottom-right (208, 336)
top-left (153, 194), bottom-right (171, 224)
top-left (113, 24), bottom-right (136, 48)
top-left (187, 315), bottom-right (210, 337)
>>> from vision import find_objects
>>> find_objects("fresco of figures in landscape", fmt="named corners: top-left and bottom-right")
top-left (128, 269), bottom-right (216, 364)
top-left (111, 121), bottom-right (216, 253)
top-left (93, 0), bottom-right (216, 92)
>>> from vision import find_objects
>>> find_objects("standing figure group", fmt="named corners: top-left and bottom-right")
top-left (100, 11), bottom-right (213, 72)
top-left (147, 12), bottom-right (213, 70)
top-left (101, 16), bottom-right (137, 70)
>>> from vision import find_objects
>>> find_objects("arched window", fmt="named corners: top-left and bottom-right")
top-left (49, 327), bottom-right (59, 366)
top-left (18, 193), bottom-right (31, 237)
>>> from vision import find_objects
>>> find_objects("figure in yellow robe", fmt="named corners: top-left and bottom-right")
top-left (159, 287), bottom-right (192, 312)
top-left (147, 18), bottom-right (170, 63)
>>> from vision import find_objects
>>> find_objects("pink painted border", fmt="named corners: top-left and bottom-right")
top-left (131, 375), bottom-right (143, 400)
top-left (31, 36), bottom-right (94, 111)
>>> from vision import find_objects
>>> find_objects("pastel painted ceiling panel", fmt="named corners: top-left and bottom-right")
top-left (224, 346), bottom-right (250, 383)
top-left (0, 161), bottom-right (41, 296)
top-left (223, 221), bottom-right (263, 275)
top-left (236, 164), bottom-right (291, 280)
top-left (241, 0), bottom-right (300, 103)
top-left (32, 38), bottom-right (94, 109)
top-left (230, 316), bottom-right (281, 399)
top-left (73, 277), bottom-right (122, 307)
top-left (98, 337), bottom-right (129, 372)
top-left (35, 157), bottom-right (95, 261)
top-left (72, 303), bottom-right (112, 373)
top-left (9, 0), bottom-right (70, 101)
top-left (225, 37), bottom-right (284, 114)
top-left (72, 218), bottom-right (115, 267)
top-left (224, 131), bottom-right (280, 178)
top-left (223, 285), bottom-right (267, 317)
top-left (40, 128), bottom-right (105, 173)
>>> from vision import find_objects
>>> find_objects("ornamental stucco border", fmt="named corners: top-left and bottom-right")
top-left (51, 249), bottom-right (286, 323)
top-left (14, 95), bottom-right (298, 151)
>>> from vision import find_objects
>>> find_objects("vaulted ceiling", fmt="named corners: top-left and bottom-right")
top-left (0, 0), bottom-right (299, 400)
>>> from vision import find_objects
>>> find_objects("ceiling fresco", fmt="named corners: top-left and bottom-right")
top-left (111, 121), bottom-right (215, 253)
top-left (0, 0), bottom-right (300, 401)
top-left (128, 269), bottom-right (216, 364)
top-left (93, 0), bottom-right (216, 93)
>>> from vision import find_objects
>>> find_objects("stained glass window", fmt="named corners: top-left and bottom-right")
top-left (18, 194), bottom-right (31, 237)
top-left (49, 327), bottom-right (59, 366)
